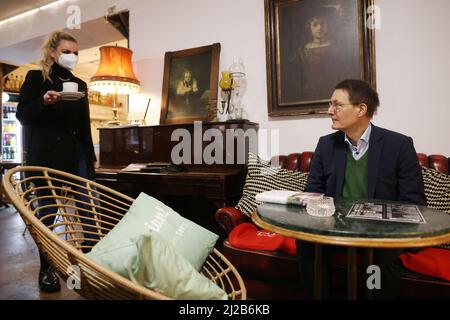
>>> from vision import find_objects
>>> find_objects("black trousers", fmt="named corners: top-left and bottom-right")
top-left (37, 142), bottom-right (98, 272)
top-left (37, 180), bottom-right (100, 271)
top-left (296, 240), bottom-right (401, 300)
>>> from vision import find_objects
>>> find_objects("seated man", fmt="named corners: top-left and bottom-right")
top-left (297, 79), bottom-right (426, 299)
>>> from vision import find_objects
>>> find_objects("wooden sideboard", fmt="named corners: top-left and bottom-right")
top-left (95, 120), bottom-right (258, 234)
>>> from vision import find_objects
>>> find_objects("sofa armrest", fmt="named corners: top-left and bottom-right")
top-left (215, 207), bottom-right (251, 235)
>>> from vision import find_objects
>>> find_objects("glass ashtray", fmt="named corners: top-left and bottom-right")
top-left (306, 196), bottom-right (336, 217)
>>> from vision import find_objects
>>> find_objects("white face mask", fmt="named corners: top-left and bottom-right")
top-left (57, 53), bottom-right (78, 70)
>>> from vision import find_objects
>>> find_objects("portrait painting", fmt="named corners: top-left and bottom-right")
top-left (265, 0), bottom-right (376, 116)
top-left (160, 43), bottom-right (220, 124)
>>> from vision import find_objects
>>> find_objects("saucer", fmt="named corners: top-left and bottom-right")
top-left (59, 91), bottom-right (85, 101)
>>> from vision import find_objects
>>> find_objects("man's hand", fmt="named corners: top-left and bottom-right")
top-left (43, 90), bottom-right (61, 105)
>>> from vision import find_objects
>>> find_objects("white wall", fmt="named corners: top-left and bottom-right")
top-left (374, 0), bottom-right (450, 156)
top-left (129, 0), bottom-right (332, 158)
top-left (130, 0), bottom-right (268, 129)
top-left (2, 0), bottom-right (449, 156)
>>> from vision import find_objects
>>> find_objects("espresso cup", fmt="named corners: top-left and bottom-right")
top-left (62, 81), bottom-right (78, 92)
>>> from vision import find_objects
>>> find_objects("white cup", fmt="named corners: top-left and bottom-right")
top-left (62, 81), bottom-right (78, 92)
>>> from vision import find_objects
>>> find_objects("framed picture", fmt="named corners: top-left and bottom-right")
top-left (160, 43), bottom-right (221, 124)
top-left (265, 0), bottom-right (376, 116)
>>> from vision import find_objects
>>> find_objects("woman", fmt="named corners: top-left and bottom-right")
top-left (17, 30), bottom-right (97, 293)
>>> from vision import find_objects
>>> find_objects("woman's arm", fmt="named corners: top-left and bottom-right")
top-left (16, 71), bottom-right (56, 124)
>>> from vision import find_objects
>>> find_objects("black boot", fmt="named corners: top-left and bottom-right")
top-left (39, 251), bottom-right (61, 292)
top-left (38, 265), bottom-right (61, 293)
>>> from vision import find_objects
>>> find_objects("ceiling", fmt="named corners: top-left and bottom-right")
top-left (0, 17), bottom-right (126, 65)
top-left (0, 0), bottom-right (56, 22)
top-left (0, 1), bottom-right (127, 80)
top-left (0, 0), bottom-right (128, 78)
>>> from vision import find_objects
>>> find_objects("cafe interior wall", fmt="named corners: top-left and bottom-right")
top-left (128, 0), bottom-right (450, 157)
top-left (1, 0), bottom-right (449, 157)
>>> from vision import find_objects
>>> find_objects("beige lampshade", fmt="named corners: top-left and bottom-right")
top-left (90, 46), bottom-right (141, 95)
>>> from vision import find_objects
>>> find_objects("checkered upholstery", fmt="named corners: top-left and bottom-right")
top-left (421, 166), bottom-right (450, 249)
top-left (235, 153), bottom-right (308, 217)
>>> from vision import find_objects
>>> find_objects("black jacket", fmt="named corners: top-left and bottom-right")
top-left (17, 63), bottom-right (96, 179)
top-left (306, 124), bottom-right (427, 206)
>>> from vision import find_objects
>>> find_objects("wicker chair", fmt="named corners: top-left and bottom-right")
top-left (3, 166), bottom-right (246, 300)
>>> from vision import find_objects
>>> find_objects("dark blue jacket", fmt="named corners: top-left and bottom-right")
top-left (306, 124), bottom-right (426, 206)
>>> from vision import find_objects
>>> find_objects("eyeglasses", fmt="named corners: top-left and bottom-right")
top-left (328, 102), bottom-right (355, 112)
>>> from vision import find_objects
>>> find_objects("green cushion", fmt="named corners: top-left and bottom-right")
top-left (90, 192), bottom-right (218, 271)
top-left (87, 234), bottom-right (228, 300)
top-left (235, 152), bottom-right (309, 217)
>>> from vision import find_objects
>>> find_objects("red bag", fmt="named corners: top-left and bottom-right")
top-left (399, 247), bottom-right (450, 282)
top-left (229, 222), bottom-right (297, 256)
top-left (280, 237), bottom-right (297, 256)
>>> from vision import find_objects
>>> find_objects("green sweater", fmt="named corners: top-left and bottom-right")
top-left (342, 150), bottom-right (369, 199)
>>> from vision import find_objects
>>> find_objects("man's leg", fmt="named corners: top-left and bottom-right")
top-left (373, 248), bottom-right (402, 300)
top-left (296, 240), bottom-right (331, 299)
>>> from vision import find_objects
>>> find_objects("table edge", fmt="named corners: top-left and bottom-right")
top-left (251, 211), bottom-right (450, 248)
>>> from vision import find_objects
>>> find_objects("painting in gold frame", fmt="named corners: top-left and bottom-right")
top-left (160, 43), bottom-right (220, 124)
top-left (265, 0), bottom-right (376, 116)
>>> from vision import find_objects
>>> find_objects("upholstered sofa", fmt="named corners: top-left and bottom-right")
top-left (215, 152), bottom-right (450, 299)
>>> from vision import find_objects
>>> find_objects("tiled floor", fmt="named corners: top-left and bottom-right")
top-left (0, 205), bottom-right (81, 300)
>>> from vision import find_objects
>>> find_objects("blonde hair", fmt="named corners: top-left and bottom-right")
top-left (40, 30), bottom-right (77, 82)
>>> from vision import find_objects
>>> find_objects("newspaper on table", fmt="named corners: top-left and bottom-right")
top-left (346, 202), bottom-right (426, 224)
top-left (255, 190), bottom-right (323, 206)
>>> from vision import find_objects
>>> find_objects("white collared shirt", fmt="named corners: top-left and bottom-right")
top-left (344, 123), bottom-right (372, 160)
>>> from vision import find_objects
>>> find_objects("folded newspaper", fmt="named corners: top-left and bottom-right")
top-left (255, 190), bottom-right (324, 206)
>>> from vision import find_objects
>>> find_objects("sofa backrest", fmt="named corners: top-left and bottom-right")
top-left (270, 152), bottom-right (449, 174)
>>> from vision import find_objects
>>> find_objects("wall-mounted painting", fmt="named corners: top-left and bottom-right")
top-left (265, 0), bottom-right (376, 116)
top-left (160, 43), bottom-right (220, 124)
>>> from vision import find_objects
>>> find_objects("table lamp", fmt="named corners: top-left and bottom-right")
top-left (229, 58), bottom-right (246, 119)
top-left (89, 45), bottom-right (141, 125)
top-left (218, 58), bottom-right (247, 120)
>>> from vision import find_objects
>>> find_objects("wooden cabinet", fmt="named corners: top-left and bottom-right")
top-left (98, 120), bottom-right (258, 168)
top-left (97, 119), bottom-right (259, 203)
top-left (96, 120), bottom-right (258, 234)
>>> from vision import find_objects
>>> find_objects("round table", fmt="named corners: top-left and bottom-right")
top-left (252, 199), bottom-right (450, 299)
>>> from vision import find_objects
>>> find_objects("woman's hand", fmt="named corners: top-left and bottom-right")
top-left (43, 90), bottom-right (61, 105)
